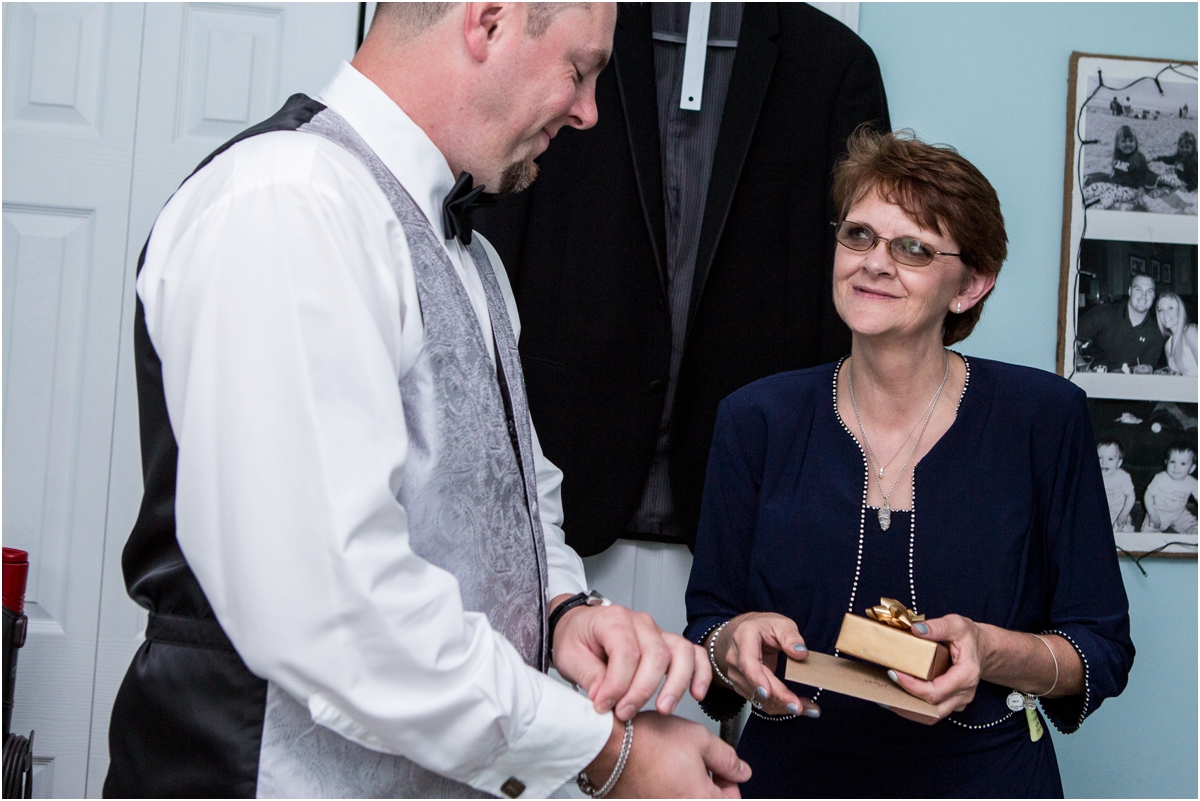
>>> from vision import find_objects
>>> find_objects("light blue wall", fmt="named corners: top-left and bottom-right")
top-left (857, 4), bottom-right (1197, 798)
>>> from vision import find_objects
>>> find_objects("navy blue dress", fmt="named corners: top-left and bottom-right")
top-left (685, 358), bottom-right (1134, 798)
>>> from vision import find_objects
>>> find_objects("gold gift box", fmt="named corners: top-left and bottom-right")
top-left (834, 611), bottom-right (950, 682)
top-left (785, 651), bottom-right (938, 719)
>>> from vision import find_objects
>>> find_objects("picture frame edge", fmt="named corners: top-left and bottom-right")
top-left (1057, 51), bottom-right (1084, 378)
top-left (1057, 52), bottom-right (1199, 383)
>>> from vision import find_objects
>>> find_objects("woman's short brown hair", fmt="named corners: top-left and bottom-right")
top-left (831, 127), bottom-right (1007, 345)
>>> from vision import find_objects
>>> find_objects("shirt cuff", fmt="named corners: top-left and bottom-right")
top-left (546, 569), bottom-right (588, 603)
top-left (470, 672), bottom-right (613, 798)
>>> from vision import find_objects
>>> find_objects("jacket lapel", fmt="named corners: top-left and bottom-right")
top-left (685, 2), bottom-right (779, 339)
top-left (613, 3), bottom-right (668, 297)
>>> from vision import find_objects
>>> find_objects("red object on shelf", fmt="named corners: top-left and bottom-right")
top-left (3, 548), bottom-right (29, 616)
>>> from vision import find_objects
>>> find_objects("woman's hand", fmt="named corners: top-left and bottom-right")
top-left (709, 613), bottom-right (821, 718)
top-left (885, 617), bottom-right (1083, 725)
top-left (884, 614), bottom-right (984, 724)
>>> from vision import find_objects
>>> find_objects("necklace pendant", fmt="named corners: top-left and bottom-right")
top-left (878, 504), bottom-right (892, 531)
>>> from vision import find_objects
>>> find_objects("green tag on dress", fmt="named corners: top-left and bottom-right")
top-left (1026, 707), bottom-right (1044, 741)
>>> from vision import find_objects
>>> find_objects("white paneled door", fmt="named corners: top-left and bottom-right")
top-left (2, 4), bottom-right (359, 796)
top-left (4, 6), bottom-right (148, 795)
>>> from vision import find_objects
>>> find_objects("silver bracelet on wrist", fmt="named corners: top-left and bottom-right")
top-left (577, 718), bottom-right (633, 799)
top-left (1006, 633), bottom-right (1061, 712)
top-left (706, 621), bottom-right (735, 688)
top-left (1032, 633), bottom-right (1060, 696)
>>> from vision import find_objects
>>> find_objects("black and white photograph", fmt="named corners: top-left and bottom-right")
top-left (1074, 239), bottom-right (1198, 377)
top-left (1087, 398), bottom-right (1198, 555)
top-left (1060, 55), bottom-right (1197, 253)
top-left (1082, 75), bottom-right (1197, 216)
top-left (1059, 56), bottom-right (1199, 391)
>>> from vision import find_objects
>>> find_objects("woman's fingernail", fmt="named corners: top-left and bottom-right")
top-left (914, 622), bottom-right (930, 635)
top-left (740, 760), bottom-right (751, 775)
top-left (787, 702), bottom-right (800, 715)
top-left (804, 707), bottom-right (821, 719)
top-left (792, 643), bottom-right (808, 653)
top-left (696, 682), bottom-right (710, 698)
top-left (756, 686), bottom-right (769, 700)
top-left (659, 695), bottom-right (676, 712)
top-left (887, 669), bottom-right (898, 683)
top-left (618, 704), bottom-right (636, 720)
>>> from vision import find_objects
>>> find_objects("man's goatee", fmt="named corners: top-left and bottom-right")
top-left (499, 158), bottom-right (539, 194)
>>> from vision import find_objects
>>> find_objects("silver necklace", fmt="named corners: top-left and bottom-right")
top-left (848, 349), bottom-right (950, 531)
top-left (789, 359), bottom-right (1009, 733)
top-left (873, 397), bottom-right (939, 480)
top-left (759, 357), bottom-right (989, 725)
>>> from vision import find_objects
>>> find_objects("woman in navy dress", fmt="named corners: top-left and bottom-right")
top-left (685, 129), bottom-right (1134, 798)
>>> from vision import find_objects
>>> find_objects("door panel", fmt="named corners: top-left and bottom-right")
top-left (126, 3), bottom-right (360, 251)
top-left (4, 3), bottom-right (110, 131)
top-left (2, 4), bottom-right (146, 796)
top-left (3, 4), bottom-right (358, 796)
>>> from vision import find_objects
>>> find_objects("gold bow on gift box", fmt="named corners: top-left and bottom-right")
top-left (865, 598), bottom-right (925, 631)
top-left (836, 598), bottom-right (949, 681)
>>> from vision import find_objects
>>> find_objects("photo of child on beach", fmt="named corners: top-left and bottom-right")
top-left (1087, 398), bottom-right (1198, 555)
top-left (1082, 76), bottom-right (1197, 215)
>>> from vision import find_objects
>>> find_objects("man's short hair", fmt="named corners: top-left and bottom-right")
top-left (1130, 273), bottom-right (1156, 292)
top-left (371, 3), bottom-right (574, 40)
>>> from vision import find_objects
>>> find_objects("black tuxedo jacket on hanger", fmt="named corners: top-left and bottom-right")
top-left (478, 3), bottom-right (889, 555)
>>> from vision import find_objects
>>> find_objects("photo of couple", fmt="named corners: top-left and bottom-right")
top-left (1075, 240), bottom-right (1197, 376)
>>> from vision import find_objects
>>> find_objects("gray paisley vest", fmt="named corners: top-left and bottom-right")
top-left (255, 108), bottom-right (549, 798)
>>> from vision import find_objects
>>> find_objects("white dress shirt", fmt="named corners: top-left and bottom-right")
top-left (137, 61), bottom-right (612, 797)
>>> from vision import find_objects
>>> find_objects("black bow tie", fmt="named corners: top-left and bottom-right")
top-left (442, 172), bottom-right (497, 246)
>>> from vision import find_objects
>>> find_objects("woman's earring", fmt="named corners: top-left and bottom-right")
top-left (956, 302), bottom-right (962, 314)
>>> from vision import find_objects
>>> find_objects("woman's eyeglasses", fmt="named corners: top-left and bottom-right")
top-left (832, 220), bottom-right (960, 267)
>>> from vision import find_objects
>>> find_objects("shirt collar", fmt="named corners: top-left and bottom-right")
top-left (316, 61), bottom-right (456, 238)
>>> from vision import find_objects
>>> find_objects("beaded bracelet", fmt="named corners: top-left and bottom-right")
top-left (706, 621), bottom-right (735, 688)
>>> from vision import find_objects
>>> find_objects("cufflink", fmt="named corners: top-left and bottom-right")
top-left (501, 777), bottom-right (526, 798)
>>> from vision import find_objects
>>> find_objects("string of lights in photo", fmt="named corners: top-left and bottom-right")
top-left (1069, 61), bottom-right (1198, 383)
top-left (1069, 61), bottom-right (1198, 572)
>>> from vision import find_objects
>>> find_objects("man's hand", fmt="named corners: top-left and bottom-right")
top-left (550, 595), bottom-right (710, 720)
top-left (583, 712), bottom-right (750, 798)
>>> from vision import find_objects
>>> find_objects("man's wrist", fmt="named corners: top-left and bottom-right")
top-left (548, 591), bottom-right (610, 656)
top-left (581, 716), bottom-right (625, 792)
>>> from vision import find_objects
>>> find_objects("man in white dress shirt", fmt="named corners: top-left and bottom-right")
top-left (105, 3), bottom-right (749, 798)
